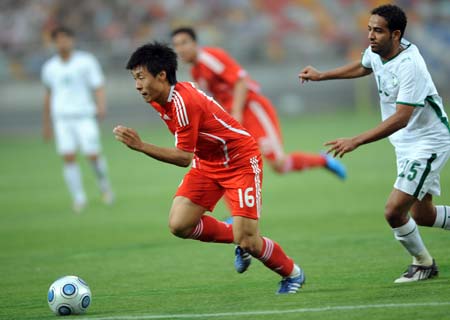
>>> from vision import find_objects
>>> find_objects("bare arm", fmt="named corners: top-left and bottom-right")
top-left (230, 78), bottom-right (248, 123)
top-left (43, 89), bottom-right (52, 141)
top-left (299, 61), bottom-right (372, 83)
top-left (94, 86), bottom-right (106, 120)
top-left (325, 104), bottom-right (415, 158)
top-left (113, 125), bottom-right (193, 167)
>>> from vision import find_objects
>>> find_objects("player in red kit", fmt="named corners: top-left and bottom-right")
top-left (114, 42), bottom-right (305, 294)
top-left (171, 27), bottom-right (346, 179)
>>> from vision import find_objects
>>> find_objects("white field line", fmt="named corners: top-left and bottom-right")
top-left (80, 301), bottom-right (450, 320)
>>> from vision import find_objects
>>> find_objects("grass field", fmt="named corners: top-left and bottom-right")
top-left (1, 113), bottom-right (449, 320)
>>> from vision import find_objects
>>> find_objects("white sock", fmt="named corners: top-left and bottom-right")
top-left (433, 205), bottom-right (450, 230)
top-left (289, 264), bottom-right (300, 278)
top-left (63, 163), bottom-right (86, 204)
top-left (90, 157), bottom-right (111, 193)
top-left (393, 218), bottom-right (433, 266)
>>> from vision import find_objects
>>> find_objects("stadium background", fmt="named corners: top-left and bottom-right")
top-left (1, 1), bottom-right (450, 319)
top-left (1, 0), bottom-right (449, 134)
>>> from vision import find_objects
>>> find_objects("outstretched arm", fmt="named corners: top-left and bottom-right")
top-left (325, 104), bottom-right (414, 158)
top-left (113, 125), bottom-right (193, 167)
top-left (299, 61), bottom-right (372, 83)
top-left (43, 89), bottom-right (52, 141)
top-left (94, 86), bottom-right (106, 120)
top-left (230, 78), bottom-right (248, 123)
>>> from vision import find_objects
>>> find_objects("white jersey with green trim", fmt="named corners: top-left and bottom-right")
top-left (361, 39), bottom-right (450, 156)
top-left (41, 50), bottom-right (104, 119)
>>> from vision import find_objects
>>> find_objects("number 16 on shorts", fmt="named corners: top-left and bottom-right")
top-left (238, 187), bottom-right (255, 208)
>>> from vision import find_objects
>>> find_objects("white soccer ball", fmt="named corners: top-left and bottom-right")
top-left (47, 275), bottom-right (92, 316)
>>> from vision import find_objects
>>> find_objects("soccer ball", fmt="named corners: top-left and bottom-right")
top-left (47, 275), bottom-right (91, 316)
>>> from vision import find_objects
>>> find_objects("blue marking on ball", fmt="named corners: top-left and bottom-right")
top-left (48, 289), bottom-right (54, 302)
top-left (81, 295), bottom-right (91, 308)
top-left (78, 277), bottom-right (88, 286)
top-left (58, 306), bottom-right (71, 316)
top-left (62, 284), bottom-right (76, 296)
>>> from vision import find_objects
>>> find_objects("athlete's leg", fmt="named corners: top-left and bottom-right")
top-left (62, 153), bottom-right (86, 212)
top-left (385, 188), bottom-right (438, 283)
top-left (87, 153), bottom-right (113, 204)
top-left (233, 216), bottom-right (295, 275)
top-left (244, 98), bottom-right (346, 178)
top-left (171, 170), bottom-right (234, 243)
top-left (54, 119), bottom-right (87, 211)
top-left (78, 118), bottom-right (113, 203)
top-left (168, 196), bottom-right (234, 242)
top-left (385, 189), bottom-right (433, 265)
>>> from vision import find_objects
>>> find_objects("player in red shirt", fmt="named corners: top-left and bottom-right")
top-left (171, 27), bottom-right (346, 179)
top-left (113, 42), bottom-right (305, 294)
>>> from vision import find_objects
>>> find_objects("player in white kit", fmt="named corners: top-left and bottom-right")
top-left (42, 27), bottom-right (113, 212)
top-left (299, 4), bottom-right (450, 283)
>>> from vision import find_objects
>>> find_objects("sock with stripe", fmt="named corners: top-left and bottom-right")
top-left (256, 237), bottom-right (295, 277)
top-left (63, 163), bottom-right (86, 205)
top-left (393, 218), bottom-right (433, 266)
top-left (433, 205), bottom-right (450, 230)
top-left (90, 156), bottom-right (112, 194)
top-left (282, 152), bottom-right (327, 172)
top-left (188, 215), bottom-right (234, 243)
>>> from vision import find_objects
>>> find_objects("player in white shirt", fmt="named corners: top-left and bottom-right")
top-left (299, 4), bottom-right (450, 283)
top-left (42, 27), bottom-right (113, 212)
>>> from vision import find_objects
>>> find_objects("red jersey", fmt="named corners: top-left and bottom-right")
top-left (191, 47), bottom-right (261, 112)
top-left (150, 82), bottom-right (260, 174)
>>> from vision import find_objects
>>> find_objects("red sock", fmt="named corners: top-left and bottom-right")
top-left (283, 152), bottom-right (326, 172)
top-left (257, 237), bottom-right (295, 277)
top-left (189, 215), bottom-right (234, 243)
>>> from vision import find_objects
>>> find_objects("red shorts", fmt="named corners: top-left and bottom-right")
top-left (242, 93), bottom-right (284, 162)
top-left (175, 155), bottom-right (263, 220)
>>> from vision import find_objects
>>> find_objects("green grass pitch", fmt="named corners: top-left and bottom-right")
top-left (1, 113), bottom-right (449, 320)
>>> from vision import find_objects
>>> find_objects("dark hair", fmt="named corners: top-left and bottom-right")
top-left (171, 27), bottom-right (197, 41)
top-left (126, 42), bottom-right (178, 85)
top-left (371, 4), bottom-right (407, 39)
top-left (51, 26), bottom-right (74, 40)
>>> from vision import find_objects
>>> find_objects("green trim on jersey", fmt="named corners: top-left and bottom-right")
top-left (426, 96), bottom-right (450, 132)
top-left (380, 42), bottom-right (412, 65)
top-left (396, 101), bottom-right (425, 107)
top-left (413, 153), bottom-right (437, 198)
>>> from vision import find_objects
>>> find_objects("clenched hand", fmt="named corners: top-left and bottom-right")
top-left (113, 125), bottom-right (143, 151)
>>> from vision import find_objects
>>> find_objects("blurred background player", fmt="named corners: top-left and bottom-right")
top-left (299, 4), bottom-right (450, 283)
top-left (114, 42), bottom-right (305, 294)
top-left (171, 27), bottom-right (347, 180)
top-left (41, 26), bottom-right (113, 212)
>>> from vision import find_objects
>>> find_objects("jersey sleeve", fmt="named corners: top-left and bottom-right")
top-left (396, 58), bottom-right (426, 106)
top-left (361, 47), bottom-right (372, 69)
top-left (172, 91), bottom-right (200, 153)
top-left (85, 55), bottom-right (104, 89)
top-left (201, 49), bottom-right (246, 85)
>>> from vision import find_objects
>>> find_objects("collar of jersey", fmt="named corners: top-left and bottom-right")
top-left (380, 38), bottom-right (411, 65)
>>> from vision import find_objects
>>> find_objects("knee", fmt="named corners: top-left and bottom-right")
top-left (236, 236), bottom-right (261, 256)
top-left (384, 202), bottom-right (407, 226)
top-left (168, 219), bottom-right (191, 239)
top-left (268, 159), bottom-right (286, 174)
top-left (409, 211), bottom-right (428, 226)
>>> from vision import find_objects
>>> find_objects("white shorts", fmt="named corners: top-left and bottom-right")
top-left (394, 150), bottom-right (450, 200)
top-left (53, 117), bottom-right (101, 155)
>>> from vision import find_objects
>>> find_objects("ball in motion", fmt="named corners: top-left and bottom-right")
top-left (47, 275), bottom-right (91, 316)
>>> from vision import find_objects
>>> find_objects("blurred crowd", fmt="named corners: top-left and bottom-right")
top-left (0, 0), bottom-right (449, 81)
